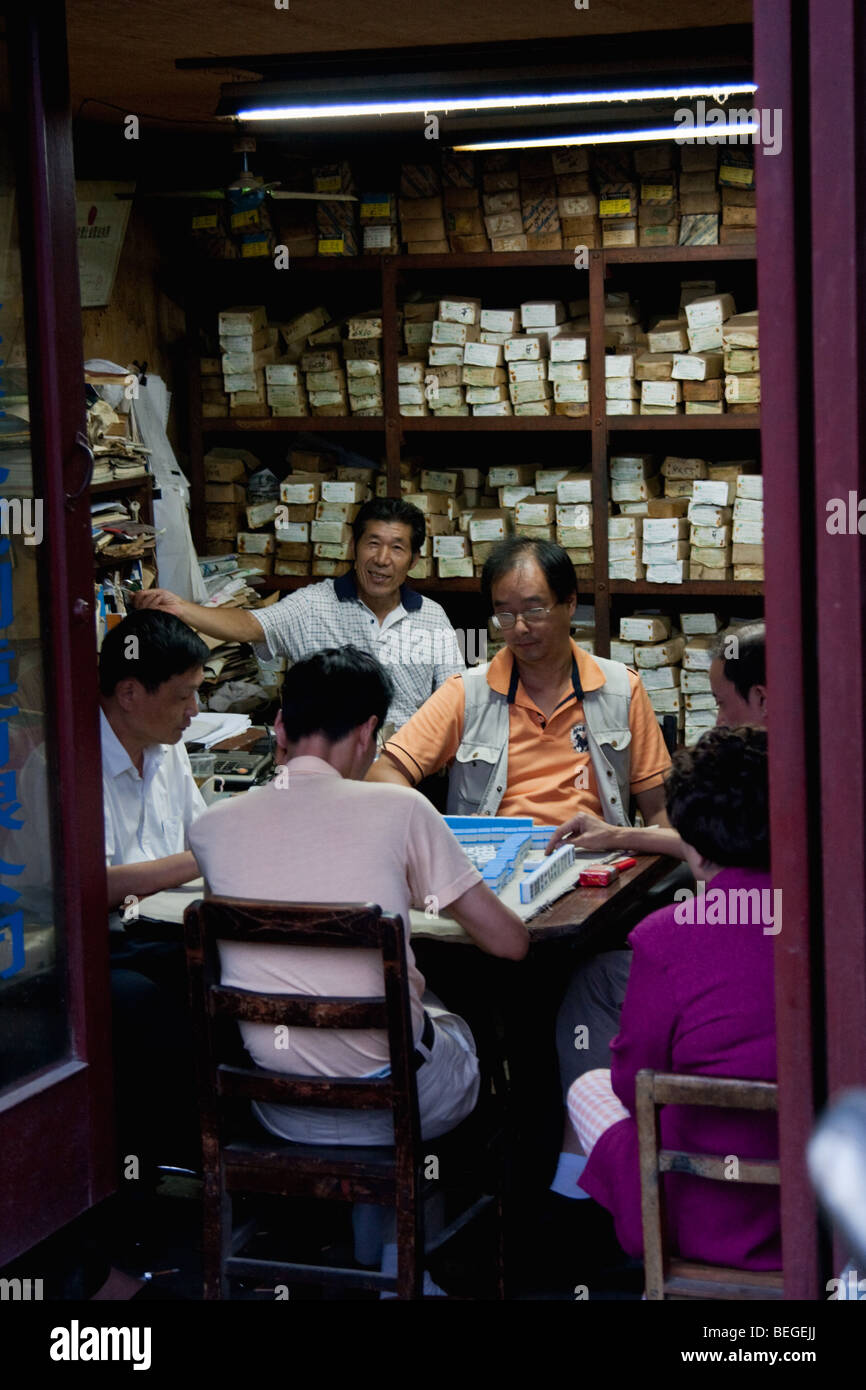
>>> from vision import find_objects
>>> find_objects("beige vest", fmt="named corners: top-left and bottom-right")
top-left (446, 655), bottom-right (634, 825)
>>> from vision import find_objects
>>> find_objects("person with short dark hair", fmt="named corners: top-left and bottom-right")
top-left (189, 645), bottom-right (529, 1150)
top-left (565, 726), bottom-right (780, 1273)
top-left (100, 609), bottom-right (209, 909)
top-left (709, 621), bottom-right (767, 727)
top-left (99, 609), bottom-right (210, 1188)
top-left (368, 536), bottom-right (672, 830)
top-left (550, 622), bottom-right (768, 1199)
top-left (546, 620), bottom-right (767, 860)
top-left (134, 496), bottom-right (464, 730)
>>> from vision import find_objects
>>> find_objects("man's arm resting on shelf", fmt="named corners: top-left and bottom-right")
top-left (446, 881), bottom-right (529, 960)
top-left (133, 589), bottom-right (264, 644)
top-left (106, 852), bottom-right (200, 910)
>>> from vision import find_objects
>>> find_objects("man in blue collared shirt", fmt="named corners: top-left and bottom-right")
top-left (135, 498), bottom-right (465, 731)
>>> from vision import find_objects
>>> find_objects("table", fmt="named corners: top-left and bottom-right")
top-left (411, 853), bottom-right (675, 1192)
top-left (411, 854), bottom-right (671, 948)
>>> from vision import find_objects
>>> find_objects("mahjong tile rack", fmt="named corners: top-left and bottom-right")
top-left (409, 815), bottom-right (623, 936)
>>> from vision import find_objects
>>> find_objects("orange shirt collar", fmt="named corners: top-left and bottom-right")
top-left (487, 638), bottom-right (606, 697)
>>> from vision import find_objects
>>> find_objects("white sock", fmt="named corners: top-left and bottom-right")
top-left (379, 1242), bottom-right (447, 1298)
top-left (549, 1151), bottom-right (591, 1199)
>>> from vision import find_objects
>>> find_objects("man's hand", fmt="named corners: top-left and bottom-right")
top-left (133, 588), bottom-right (193, 622)
top-left (132, 590), bottom-right (265, 645)
top-left (545, 810), bottom-right (626, 856)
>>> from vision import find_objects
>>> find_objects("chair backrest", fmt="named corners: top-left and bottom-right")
top-left (183, 897), bottom-right (422, 1188)
top-left (635, 1069), bottom-right (781, 1300)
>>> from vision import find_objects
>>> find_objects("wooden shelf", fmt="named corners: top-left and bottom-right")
top-left (607, 413), bottom-right (760, 430)
top-left (90, 475), bottom-right (153, 493)
top-left (94, 548), bottom-right (157, 571)
top-left (186, 234), bottom-right (763, 657)
top-left (202, 413), bottom-right (756, 434)
top-left (190, 246), bottom-right (756, 280)
top-left (608, 580), bottom-right (763, 596)
top-left (254, 575), bottom-right (482, 595)
top-left (390, 246), bottom-right (755, 270)
top-left (603, 245), bottom-right (756, 265)
top-left (255, 576), bottom-right (763, 598)
top-left (203, 415), bottom-right (591, 433)
top-left (201, 416), bottom-right (384, 433)
top-left (400, 415), bottom-right (590, 431)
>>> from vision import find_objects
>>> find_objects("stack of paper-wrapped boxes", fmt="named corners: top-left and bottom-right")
top-left (608, 454), bottom-right (762, 585)
top-left (610, 611), bottom-right (729, 745)
top-left (732, 474), bottom-right (764, 580)
top-left (604, 283), bottom-right (758, 416)
top-left (360, 193), bottom-right (399, 256)
top-left (614, 614), bottom-right (685, 735)
top-left (681, 613), bottom-right (723, 746)
top-left (314, 162), bottom-right (359, 257)
top-left (304, 141), bottom-right (754, 260)
top-left (723, 309), bottom-right (760, 415)
top-left (276, 460), bottom-right (374, 578)
top-left (399, 296), bottom-right (589, 420)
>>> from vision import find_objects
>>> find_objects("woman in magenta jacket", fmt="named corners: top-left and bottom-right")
top-left (569, 726), bottom-right (781, 1270)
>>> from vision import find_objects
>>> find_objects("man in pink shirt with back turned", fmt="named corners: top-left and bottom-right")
top-left (189, 644), bottom-right (528, 1149)
top-left (189, 645), bottom-right (529, 1291)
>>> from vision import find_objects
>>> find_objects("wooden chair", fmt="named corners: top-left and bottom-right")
top-left (183, 896), bottom-right (505, 1300)
top-left (635, 1069), bottom-right (783, 1300)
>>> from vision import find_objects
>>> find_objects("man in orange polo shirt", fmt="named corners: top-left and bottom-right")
top-left (368, 536), bottom-right (672, 832)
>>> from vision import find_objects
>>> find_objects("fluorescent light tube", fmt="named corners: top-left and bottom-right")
top-left (454, 122), bottom-right (760, 152)
top-left (234, 83), bottom-right (756, 122)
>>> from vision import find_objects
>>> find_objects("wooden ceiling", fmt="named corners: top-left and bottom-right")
top-left (67, 0), bottom-right (752, 130)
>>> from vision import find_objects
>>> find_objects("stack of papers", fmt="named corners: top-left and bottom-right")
top-left (183, 711), bottom-right (252, 748)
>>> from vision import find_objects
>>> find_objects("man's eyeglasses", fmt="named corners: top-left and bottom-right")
top-left (491, 604), bottom-right (558, 632)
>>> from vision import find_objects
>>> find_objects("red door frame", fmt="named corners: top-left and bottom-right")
top-left (753, 0), bottom-right (823, 1300)
top-left (0, 1), bottom-right (114, 1263)
top-left (809, 0), bottom-right (866, 1258)
top-left (756, 0), bottom-right (866, 1298)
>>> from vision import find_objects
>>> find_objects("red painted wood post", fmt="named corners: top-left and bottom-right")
top-left (809, 0), bottom-right (866, 1275)
top-left (754, 0), bottom-right (822, 1299)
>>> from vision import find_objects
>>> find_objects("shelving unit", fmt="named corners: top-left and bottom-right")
top-left (91, 474), bottom-right (158, 584)
top-left (184, 243), bottom-right (760, 655)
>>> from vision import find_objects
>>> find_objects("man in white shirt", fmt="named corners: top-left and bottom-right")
top-left (99, 609), bottom-right (210, 1180)
top-left (99, 610), bottom-right (209, 912)
top-left (189, 644), bottom-right (529, 1148)
top-left (134, 498), bottom-right (465, 732)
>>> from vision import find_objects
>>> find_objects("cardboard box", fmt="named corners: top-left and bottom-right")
top-left (620, 613), bottom-right (672, 643)
top-left (724, 374), bottom-right (761, 404)
top-left (722, 312), bottom-right (759, 349)
top-left (639, 224), bottom-right (680, 247)
top-left (672, 351), bottom-right (723, 381)
top-left (218, 305), bottom-right (268, 337)
top-left (205, 482), bottom-right (246, 505)
top-left (646, 320), bottom-right (689, 353)
top-left (679, 214), bottom-right (720, 245)
top-left (641, 380), bottom-right (682, 408)
top-left (556, 473), bottom-right (593, 504)
top-left (203, 452), bottom-right (252, 483)
top-left (468, 509), bottom-right (511, 542)
top-left (491, 233), bottom-right (529, 253)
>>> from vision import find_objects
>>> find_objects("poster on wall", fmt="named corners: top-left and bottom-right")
top-left (75, 181), bottom-right (135, 307)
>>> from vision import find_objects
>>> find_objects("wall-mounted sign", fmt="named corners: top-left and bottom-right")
top-left (75, 181), bottom-right (135, 308)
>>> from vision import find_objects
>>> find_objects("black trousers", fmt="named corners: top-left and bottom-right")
top-left (108, 932), bottom-right (201, 1181)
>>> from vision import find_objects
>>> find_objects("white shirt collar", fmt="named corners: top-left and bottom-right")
top-left (99, 707), bottom-right (166, 782)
